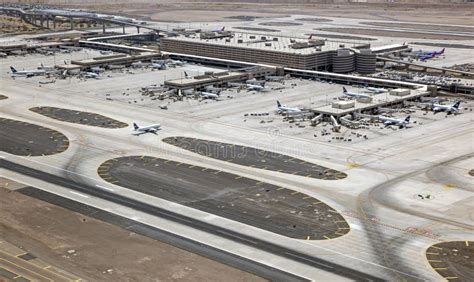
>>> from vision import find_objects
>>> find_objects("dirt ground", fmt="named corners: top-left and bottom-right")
top-left (0, 184), bottom-right (264, 282)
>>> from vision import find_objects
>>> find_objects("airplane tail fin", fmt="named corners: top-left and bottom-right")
top-left (9, 66), bottom-right (17, 73)
top-left (405, 116), bottom-right (411, 123)
top-left (221, 27), bottom-right (225, 31)
top-left (440, 48), bottom-right (445, 54)
top-left (277, 100), bottom-right (281, 107)
top-left (343, 87), bottom-right (347, 93)
top-left (133, 123), bottom-right (139, 130)
top-left (184, 71), bottom-right (188, 78)
top-left (453, 101), bottom-right (461, 109)
top-left (308, 34), bottom-right (313, 40)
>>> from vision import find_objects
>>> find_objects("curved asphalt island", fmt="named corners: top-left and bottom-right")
top-left (0, 95), bottom-right (7, 100)
top-left (0, 117), bottom-right (69, 156)
top-left (426, 241), bottom-right (474, 281)
top-left (306, 33), bottom-right (376, 41)
top-left (259, 22), bottom-right (303, 27)
top-left (162, 137), bottom-right (347, 180)
top-left (295, 18), bottom-right (332, 23)
top-left (98, 156), bottom-right (350, 240)
top-left (233, 26), bottom-right (280, 33)
top-left (225, 15), bottom-right (260, 21)
top-left (30, 106), bottom-right (128, 129)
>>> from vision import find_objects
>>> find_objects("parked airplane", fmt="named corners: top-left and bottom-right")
top-left (366, 87), bottom-right (387, 94)
top-left (277, 101), bottom-right (301, 113)
top-left (431, 101), bottom-right (461, 114)
top-left (170, 60), bottom-right (185, 66)
top-left (342, 87), bottom-right (370, 99)
top-left (419, 53), bottom-right (435, 62)
top-left (415, 48), bottom-right (445, 57)
top-left (247, 83), bottom-right (268, 92)
top-left (132, 122), bottom-right (161, 135)
top-left (378, 115), bottom-right (411, 128)
top-left (83, 72), bottom-right (100, 79)
top-left (211, 26), bottom-right (226, 33)
top-left (100, 50), bottom-right (114, 55)
top-left (200, 91), bottom-right (220, 99)
top-left (10, 66), bottom-right (46, 77)
top-left (89, 66), bottom-right (105, 73)
top-left (39, 79), bottom-right (56, 84)
top-left (151, 62), bottom-right (166, 70)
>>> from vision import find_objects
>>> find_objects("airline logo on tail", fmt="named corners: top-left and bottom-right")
top-left (10, 66), bottom-right (17, 73)
top-left (133, 122), bottom-right (139, 130)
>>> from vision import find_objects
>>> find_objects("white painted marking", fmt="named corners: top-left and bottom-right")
top-left (96, 184), bottom-right (114, 192)
top-left (0, 156), bottom-right (6, 159)
top-left (69, 191), bottom-right (89, 198)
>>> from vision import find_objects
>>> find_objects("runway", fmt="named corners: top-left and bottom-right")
top-left (1, 158), bottom-right (384, 282)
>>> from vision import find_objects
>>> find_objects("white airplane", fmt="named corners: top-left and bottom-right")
top-left (10, 66), bottom-right (46, 77)
top-left (200, 91), bottom-right (220, 99)
top-left (83, 72), bottom-right (100, 79)
top-left (432, 101), bottom-right (461, 114)
top-left (247, 83), bottom-right (268, 92)
top-left (342, 87), bottom-right (371, 99)
top-left (211, 26), bottom-right (226, 33)
top-left (151, 62), bottom-right (166, 70)
top-left (366, 87), bottom-right (387, 94)
top-left (170, 60), bottom-right (185, 66)
top-left (277, 100), bottom-right (301, 113)
top-left (132, 122), bottom-right (161, 135)
top-left (378, 115), bottom-right (411, 128)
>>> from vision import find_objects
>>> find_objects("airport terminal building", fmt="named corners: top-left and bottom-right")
top-left (161, 32), bottom-right (376, 73)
